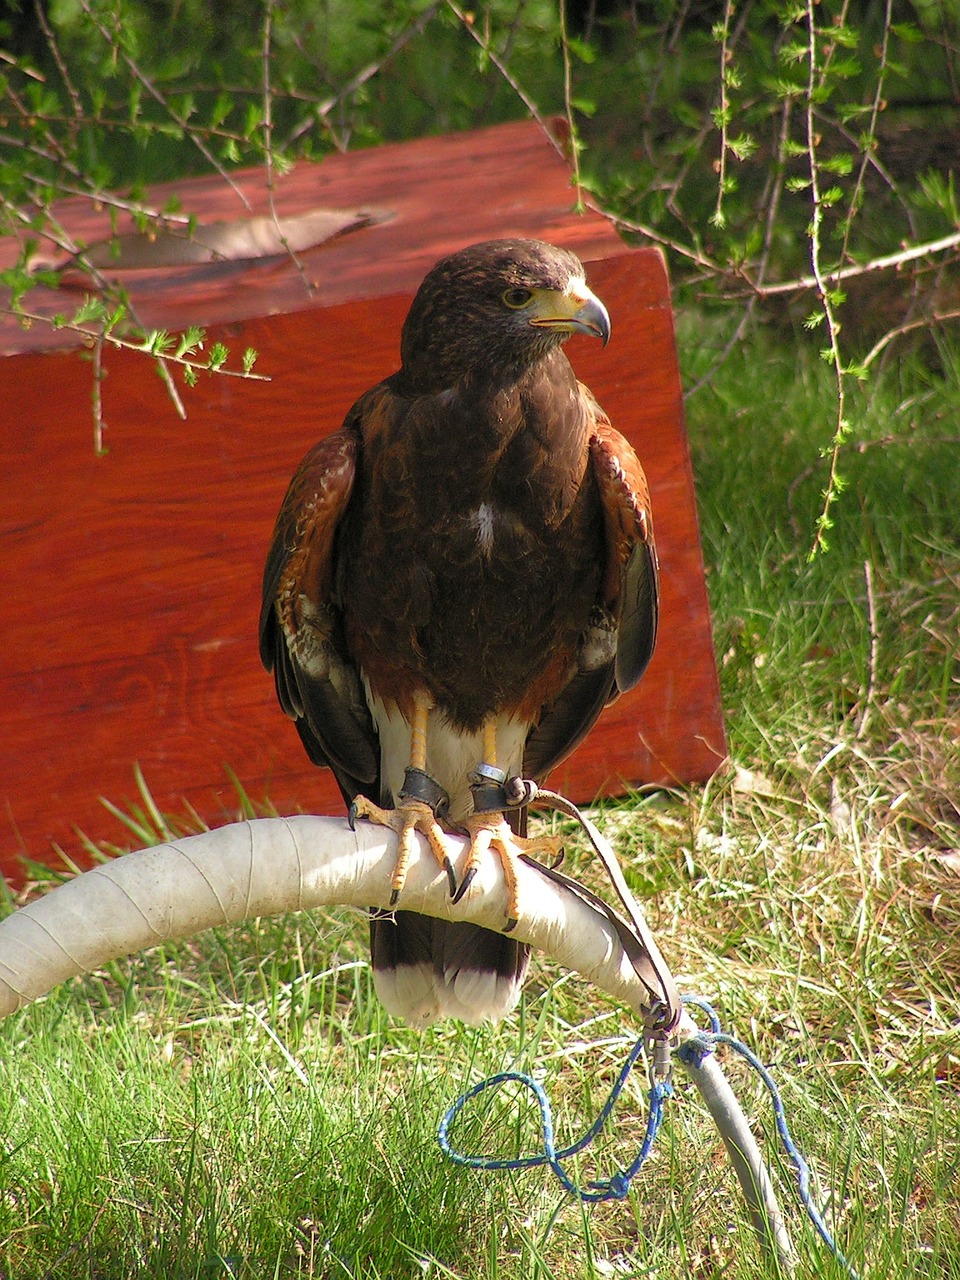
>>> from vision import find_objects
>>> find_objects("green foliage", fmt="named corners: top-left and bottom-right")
top-left (682, 317), bottom-right (960, 756)
top-left (3, 1), bottom-right (957, 296)
top-left (2, 0), bottom-right (567, 190)
top-left (1, 1), bottom-right (585, 427)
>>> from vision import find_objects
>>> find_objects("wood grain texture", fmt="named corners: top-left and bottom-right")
top-left (0, 121), bottom-right (725, 883)
top-left (0, 121), bottom-right (627, 355)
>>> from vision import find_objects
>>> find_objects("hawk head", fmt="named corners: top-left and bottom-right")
top-left (398, 239), bottom-right (610, 393)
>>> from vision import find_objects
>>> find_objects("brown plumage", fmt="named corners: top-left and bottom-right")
top-left (259, 239), bottom-right (658, 1026)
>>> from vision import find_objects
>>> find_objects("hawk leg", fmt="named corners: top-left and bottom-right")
top-left (453, 719), bottom-right (562, 932)
top-left (349, 694), bottom-right (457, 904)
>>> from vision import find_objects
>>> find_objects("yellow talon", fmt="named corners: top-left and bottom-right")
top-left (350, 794), bottom-right (456, 902)
top-left (453, 812), bottom-right (563, 931)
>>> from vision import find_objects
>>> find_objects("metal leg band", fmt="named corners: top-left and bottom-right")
top-left (468, 773), bottom-right (540, 814)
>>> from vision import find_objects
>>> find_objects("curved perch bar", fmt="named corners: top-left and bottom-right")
top-left (0, 816), bottom-right (655, 1017)
top-left (0, 815), bottom-right (794, 1270)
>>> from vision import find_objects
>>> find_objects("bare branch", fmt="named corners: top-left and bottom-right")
top-left (745, 231), bottom-right (960, 299)
top-left (444, 0), bottom-right (568, 167)
top-left (862, 307), bottom-right (960, 368)
top-left (260, 0), bottom-right (311, 295)
top-left (856, 559), bottom-right (880, 742)
top-left (32, 0), bottom-right (85, 131)
top-left (559, 0), bottom-right (584, 210)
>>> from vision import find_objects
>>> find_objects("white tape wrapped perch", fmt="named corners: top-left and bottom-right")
top-left (0, 814), bottom-right (795, 1269)
top-left (0, 816), bottom-right (659, 1016)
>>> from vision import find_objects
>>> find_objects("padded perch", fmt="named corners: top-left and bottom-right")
top-left (0, 816), bottom-right (655, 1017)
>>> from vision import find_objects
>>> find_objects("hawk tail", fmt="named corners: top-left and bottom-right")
top-left (369, 912), bottom-right (530, 1027)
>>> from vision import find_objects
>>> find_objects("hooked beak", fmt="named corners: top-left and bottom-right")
top-left (528, 279), bottom-right (611, 346)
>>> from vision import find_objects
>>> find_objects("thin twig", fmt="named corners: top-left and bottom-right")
top-left (261, 0), bottom-right (277, 216)
top-left (862, 307), bottom-right (960, 368)
top-left (683, 304), bottom-right (755, 400)
top-left (603, 208), bottom-right (726, 277)
top-left (753, 94), bottom-right (792, 291)
top-left (686, 58), bottom-right (793, 397)
top-left (260, 1), bottom-right (311, 295)
top-left (856, 559), bottom-right (880, 742)
top-left (153, 354), bottom-right (187, 421)
top-left (559, 0), bottom-right (584, 209)
top-left (444, 0), bottom-right (567, 166)
top-left (711, 0), bottom-right (735, 230)
top-left (91, 328), bottom-right (107, 455)
top-left (803, 0), bottom-right (851, 559)
top-left (6, 160), bottom-right (226, 231)
top-left (292, 2), bottom-right (443, 151)
top-left (1, 57), bottom-right (71, 167)
top-left (3, 306), bottom-right (270, 384)
top-left (32, 0), bottom-right (85, 132)
top-left (836, 0), bottom-right (899, 270)
top-left (77, 0), bottom-right (251, 210)
top-left (786, 432), bottom-right (960, 537)
top-left (2, 198), bottom-right (259, 430)
top-left (39, 1199), bottom-right (111, 1280)
top-left (0, 49), bottom-right (44, 79)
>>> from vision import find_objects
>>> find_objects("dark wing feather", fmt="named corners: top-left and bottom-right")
top-left (588, 414), bottom-right (659, 695)
top-left (258, 419), bottom-right (378, 796)
top-left (522, 392), bottom-right (658, 782)
top-left (521, 665), bottom-right (616, 782)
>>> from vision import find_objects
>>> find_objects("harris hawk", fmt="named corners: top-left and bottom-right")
top-left (259, 239), bottom-right (658, 1027)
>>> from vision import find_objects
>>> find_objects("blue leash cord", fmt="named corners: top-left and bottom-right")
top-left (439, 997), bottom-right (860, 1277)
top-left (437, 1034), bottom-right (673, 1202)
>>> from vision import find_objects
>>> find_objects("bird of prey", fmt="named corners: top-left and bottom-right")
top-left (259, 238), bottom-right (658, 1027)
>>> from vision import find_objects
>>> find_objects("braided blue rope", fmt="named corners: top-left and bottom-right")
top-left (679, 996), bottom-right (860, 1280)
top-left (438, 1033), bottom-right (672, 1201)
top-left (439, 997), bottom-right (861, 1278)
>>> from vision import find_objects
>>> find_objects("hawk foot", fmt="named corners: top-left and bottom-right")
top-left (452, 813), bottom-right (564, 932)
top-left (349, 795), bottom-right (458, 903)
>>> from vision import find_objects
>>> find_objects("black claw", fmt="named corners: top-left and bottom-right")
top-left (348, 802), bottom-right (359, 831)
top-left (389, 887), bottom-right (400, 907)
top-left (443, 856), bottom-right (459, 898)
top-left (451, 865), bottom-right (477, 905)
top-left (503, 916), bottom-right (518, 934)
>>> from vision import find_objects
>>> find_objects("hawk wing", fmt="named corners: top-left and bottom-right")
top-left (522, 394), bottom-right (658, 782)
top-left (590, 410), bottom-right (659, 696)
top-left (258, 410), bottom-right (377, 798)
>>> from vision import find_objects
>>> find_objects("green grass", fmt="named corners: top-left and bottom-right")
top-left (2, 328), bottom-right (959, 1278)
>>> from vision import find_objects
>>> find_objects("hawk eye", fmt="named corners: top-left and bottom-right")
top-left (502, 287), bottom-right (534, 309)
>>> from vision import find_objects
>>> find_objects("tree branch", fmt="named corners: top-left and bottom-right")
top-left (744, 230), bottom-right (960, 299)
